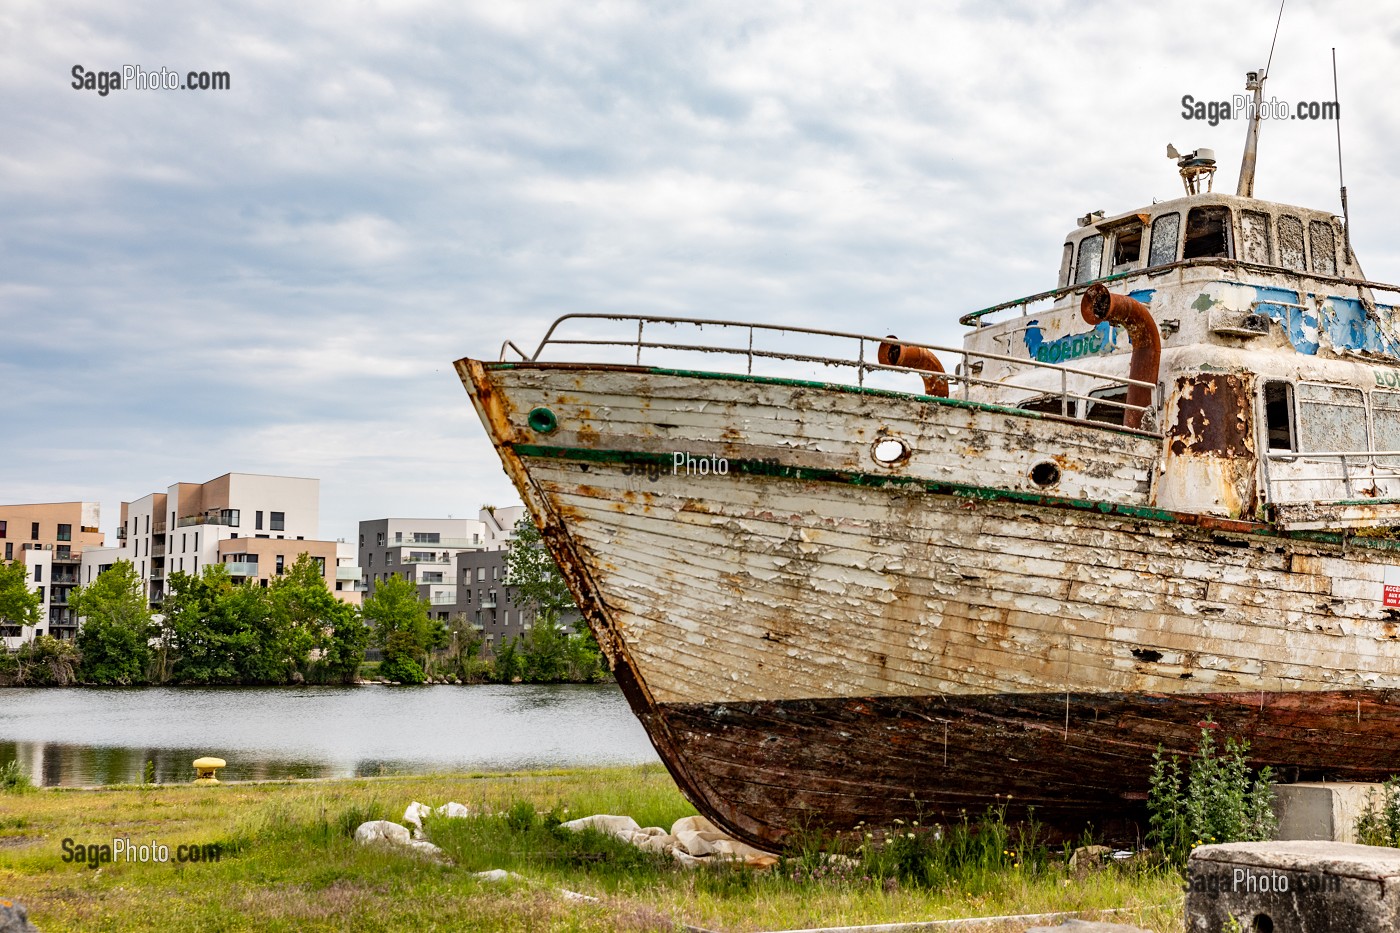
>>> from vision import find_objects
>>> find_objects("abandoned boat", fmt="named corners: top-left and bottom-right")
top-left (457, 74), bottom-right (1400, 849)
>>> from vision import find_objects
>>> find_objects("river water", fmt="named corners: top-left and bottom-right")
top-left (0, 684), bottom-right (659, 786)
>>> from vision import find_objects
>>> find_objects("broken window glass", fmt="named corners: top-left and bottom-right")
top-left (1183, 206), bottom-right (1232, 259)
top-left (1241, 210), bottom-right (1273, 265)
top-left (1309, 220), bottom-right (1337, 276)
top-left (1296, 383), bottom-right (1367, 452)
top-left (1086, 386), bottom-right (1128, 426)
top-left (1074, 234), bottom-right (1104, 285)
top-left (1278, 215), bottom-right (1305, 271)
top-left (1059, 242), bottom-right (1074, 287)
top-left (1112, 223), bottom-right (1143, 270)
top-left (1263, 381), bottom-right (1295, 451)
top-left (1373, 391), bottom-right (1400, 464)
top-left (1148, 212), bottom-right (1180, 267)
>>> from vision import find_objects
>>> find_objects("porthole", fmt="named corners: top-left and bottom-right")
top-left (527, 407), bottom-right (558, 434)
top-left (872, 437), bottom-right (911, 466)
top-left (1029, 461), bottom-right (1061, 487)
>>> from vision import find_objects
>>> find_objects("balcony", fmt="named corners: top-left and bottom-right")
top-left (116, 527), bottom-right (127, 541)
top-left (429, 594), bottom-right (457, 606)
top-left (481, 597), bottom-right (497, 609)
top-left (153, 521), bottom-right (166, 534)
top-left (335, 566), bottom-right (362, 581)
top-left (223, 561), bottom-right (260, 577)
top-left (391, 538), bottom-right (485, 550)
top-left (402, 555), bottom-right (452, 564)
top-left (177, 509), bottom-right (240, 528)
top-left (152, 544), bottom-right (166, 557)
top-left (51, 552), bottom-right (79, 563)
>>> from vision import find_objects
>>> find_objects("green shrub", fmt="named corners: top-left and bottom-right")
top-left (1354, 777), bottom-right (1400, 847)
top-left (1, 760), bottom-right (35, 794)
top-left (1147, 722), bottom-right (1276, 865)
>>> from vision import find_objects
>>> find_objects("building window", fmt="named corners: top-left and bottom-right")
top-left (276, 555), bottom-right (285, 575)
top-left (1148, 212), bottom-right (1181, 267)
top-left (1073, 233), bottom-right (1104, 285)
top-left (492, 566), bottom-right (499, 580)
top-left (56, 524), bottom-right (71, 542)
top-left (0, 520), bottom-right (6, 538)
top-left (476, 567), bottom-right (485, 582)
top-left (376, 532), bottom-right (385, 546)
top-left (394, 531), bottom-right (402, 542)
top-left (1309, 220), bottom-right (1338, 276)
top-left (255, 511), bottom-right (263, 530)
top-left (413, 532), bottom-right (441, 544)
top-left (145, 515), bottom-right (150, 534)
top-left (33, 565), bottom-right (42, 583)
top-left (182, 533), bottom-right (187, 551)
top-left (312, 557), bottom-right (325, 575)
top-left (358, 534), bottom-right (364, 547)
top-left (336, 581), bottom-right (343, 591)
top-left (4, 543), bottom-right (11, 561)
top-left (193, 557), bottom-right (198, 574)
top-left (270, 512), bottom-right (285, 531)
top-left (31, 522), bottom-right (39, 540)
top-left (1183, 206), bottom-right (1231, 259)
top-left (367, 554), bottom-right (373, 567)
top-left (387, 553), bottom-right (394, 566)
top-left (231, 533), bottom-right (238, 539)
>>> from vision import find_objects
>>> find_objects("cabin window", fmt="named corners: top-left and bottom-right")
top-left (1240, 210), bottom-right (1273, 265)
top-left (1111, 223), bottom-right (1143, 270)
top-left (1278, 214), bottom-right (1305, 271)
top-left (1059, 243), bottom-right (1074, 287)
top-left (1016, 394), bottom-right (1073, 418)
top-left (1086, 386), bottom-right (1128, 426)
top-left (1148, 212), bottom-right (1180, 267)
top-left (1296, 383), bottom-right (1367, 453)
top-left (1183, 206), bottom-right (1232, 259)
top-left (1309, 221), bottom-right (1337, 276)
top-left (1074, 234), bottom-right (1104, 285)
top-left (1263, 381), bottom-right (1295, 451)
top-left (1373, 391), bottom-right (1400, 460)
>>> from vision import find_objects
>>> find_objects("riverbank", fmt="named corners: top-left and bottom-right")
top-left (0, 765), bottom-right (1181, 932)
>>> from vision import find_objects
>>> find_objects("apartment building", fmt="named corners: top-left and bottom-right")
top-left (0, 501), bottom-right (105, 649)
top-left (117, 473), bottom-right (361, 604)
top-left (358, 505), bottom-right (579, 646)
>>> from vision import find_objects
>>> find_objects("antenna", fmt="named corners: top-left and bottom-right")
top-left (1332, 47), bottom-right (1352, 264)
top-left (1236, 0), bottom-right (1287, 198)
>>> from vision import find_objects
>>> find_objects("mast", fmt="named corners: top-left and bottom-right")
top-left (1236, 0), bottom-right (1287, 199)
top-left (1235, 69), bottom-right (1266, 198)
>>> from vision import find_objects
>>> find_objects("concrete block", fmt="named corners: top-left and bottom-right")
top-left (1187, 840), bottom-right (1400, 932)
top-left (1272, 782), bottom-right (1384, 843)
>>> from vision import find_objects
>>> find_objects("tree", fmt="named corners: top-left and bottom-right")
top-left (521, 615), bottom-right (568, 683)
top-left (503, 517), bottom-right (576, 624)
top-left (445, 613), bottom-right (485, 682)
top-left (270, 553), bottom-right (363, 683)
top-left (362, 574), bottom-right (442, 684)
top-left (70, 560), bottom-right (153, 685)
top-left (0, 561), bottom-right (41, 634)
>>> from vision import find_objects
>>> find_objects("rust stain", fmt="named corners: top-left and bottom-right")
top-left (1168, 373), bottom-right (1254, 457)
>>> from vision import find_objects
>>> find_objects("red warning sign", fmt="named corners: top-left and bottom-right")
top-left (1386, 567), bottom-right (1400, 607)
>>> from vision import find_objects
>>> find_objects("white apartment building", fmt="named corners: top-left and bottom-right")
top-left (117, 473), bottom-right (359, 604)
top-left (358, 506), bottom-right (525, 614)
top-left (0, 501), bottom-right (104, 650)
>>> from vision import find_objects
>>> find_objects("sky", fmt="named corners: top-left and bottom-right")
top-left (4, 0), bottom-right (1398, 544)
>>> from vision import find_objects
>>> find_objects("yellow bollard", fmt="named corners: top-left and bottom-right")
top-left (192, 757), bottom-right (226, 785)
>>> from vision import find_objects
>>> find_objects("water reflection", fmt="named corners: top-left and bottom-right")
top-left (0, 684), bottom-right (657, 786)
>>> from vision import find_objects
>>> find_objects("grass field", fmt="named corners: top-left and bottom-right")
top-left (0, 765), bottom-right (1183, 932)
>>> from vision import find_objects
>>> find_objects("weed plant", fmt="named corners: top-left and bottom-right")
top-left (1147, 721), bottom-right (1276, 866)
top-left (0, 760), bottom-right (34, 794)
top-left (1354, 776), bottom-right (1400, 847)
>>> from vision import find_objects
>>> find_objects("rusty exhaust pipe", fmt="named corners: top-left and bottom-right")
top-left (878, 337), bottom-right (949, 398)
top-left (1079, 283), bottom-right (1161, 430)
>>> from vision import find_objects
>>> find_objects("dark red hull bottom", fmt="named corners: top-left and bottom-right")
top-left (635, 689), bottom-right (1400, 848)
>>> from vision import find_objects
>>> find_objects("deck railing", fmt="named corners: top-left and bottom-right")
top-left (501, 313), bottom-right (1160, 433)
top-left (956, 257), bottom-right (1400, 328)
top-left (1264, 450), bottom-right (1400, 504)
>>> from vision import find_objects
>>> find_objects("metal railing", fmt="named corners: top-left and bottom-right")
top-left (956, 257), bottom-right (1400, 327)
top-left (1264, 450), bottom-right (1400, 504)
top-left (500, 313), bottom-right (1160, 432)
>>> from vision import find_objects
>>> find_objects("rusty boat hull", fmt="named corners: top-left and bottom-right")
top-left (459, 357), bottom-right (1400, 850)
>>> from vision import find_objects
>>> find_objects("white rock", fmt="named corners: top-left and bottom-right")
top-left (711, 838), bottom-right (774, 861)
top-left (403, 801), bottom-right (432, 838)
top-left (436, 802), bottom-right (471, 819)
top-left (560, 814), bottom-right (641, 840)
top-left (475, 869), bottom-right (524, 882)
top-left (670, 815), bottom-right (721, 837)
top-left (675, 829), bottom-right (725, 857)
top-left (354, 820), bottom-right (411, 847)
top-left (559, 889), bottom-right (600, 903)
top-left (671, 848), bottom-right (704, 868)
top-left (406, 840), bottom-right (450, 862)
